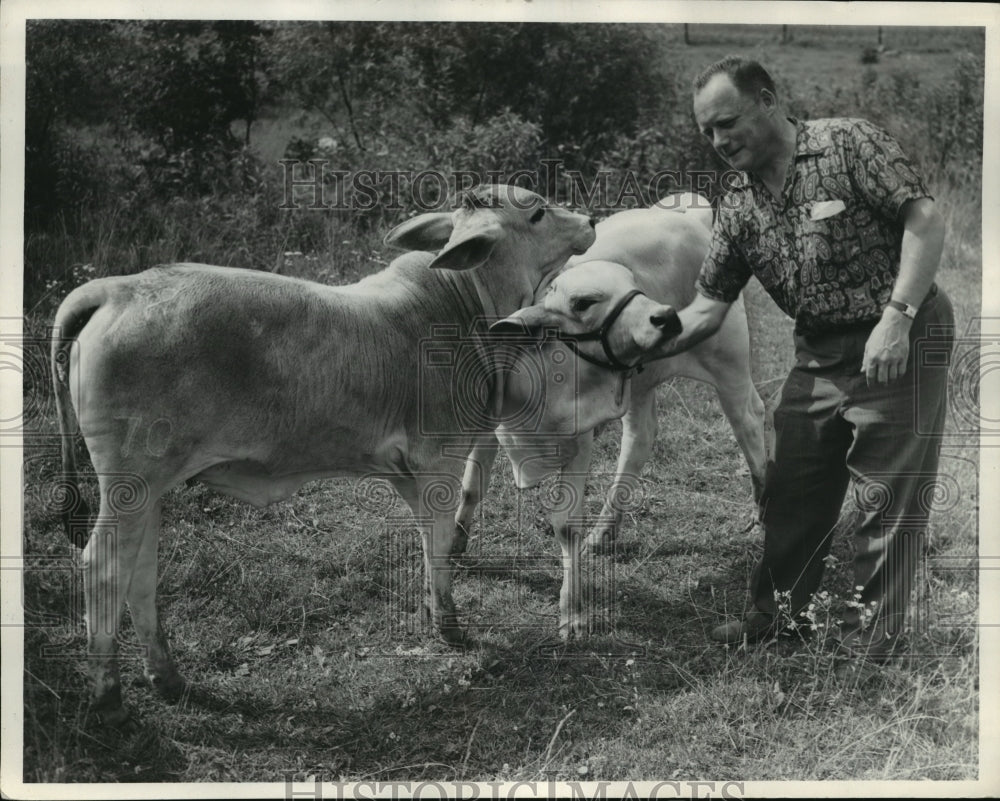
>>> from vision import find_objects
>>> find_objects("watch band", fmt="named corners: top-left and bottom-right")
top-left (887, 298), bottom-right (918, 319)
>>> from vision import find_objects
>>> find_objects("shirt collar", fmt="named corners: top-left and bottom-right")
top-left (792, 117), bottom-right (830, 157)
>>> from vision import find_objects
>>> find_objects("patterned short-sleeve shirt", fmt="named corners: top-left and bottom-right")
top-left (695, 117), bottom-right (931, 334)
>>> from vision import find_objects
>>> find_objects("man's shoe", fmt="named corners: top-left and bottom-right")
top-left (710, 611), bottom-right (814, 645)
top-left (710, 611), bottom-right (779, 644)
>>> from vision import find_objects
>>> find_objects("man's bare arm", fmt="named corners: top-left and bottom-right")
top-left (862, 197), bottom-right (945, 385)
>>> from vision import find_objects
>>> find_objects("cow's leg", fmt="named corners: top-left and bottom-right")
top-left (711, 370), bottom-right (769, 503)
top-left (549, 432), bottom-right (594, 639)
top-left (125, 498), bottom-right (185, 701)
top-left (454, 434), bottom-right (499, 558)
top-left (584, 389), bottom-right (657, 555)
top-left (689, 301), bottom-right (770, 503)
top-left (82, 483), bottom-right (149, 725)
top-left (393, 473), bottom-right (466, 645)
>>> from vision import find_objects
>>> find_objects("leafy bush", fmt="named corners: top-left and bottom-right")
top-left (265, 22), bottom-right (671, 171)
top-left (117, 21), bottom-right (262, 165)
top-left (433, 109), bottom-right (544, 175)
top-left (779, 54), bottom-right (983, 192)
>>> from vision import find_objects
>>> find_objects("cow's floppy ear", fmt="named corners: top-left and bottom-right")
top-left (489, 304), bottom-right (560, 338)
top-left (428, 223), bottom-right (501, 271)
top-left (384, 212), bottom-right (454, 251)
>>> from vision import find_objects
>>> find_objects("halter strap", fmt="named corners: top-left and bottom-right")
top-left (557, 289), bottom-right (646, 373)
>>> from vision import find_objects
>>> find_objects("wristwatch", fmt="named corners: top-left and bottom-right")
top-left (886, 298), bottom-right (918, 319)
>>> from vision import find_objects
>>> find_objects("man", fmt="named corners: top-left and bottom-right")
top-left (661, 56), bottom-right (954, 660)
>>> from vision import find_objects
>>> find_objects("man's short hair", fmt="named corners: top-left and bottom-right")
top-left (693, 56), bottom-right (777, 99)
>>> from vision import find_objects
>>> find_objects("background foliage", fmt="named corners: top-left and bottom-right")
top-left (24, 21), bottom-right (984, 311)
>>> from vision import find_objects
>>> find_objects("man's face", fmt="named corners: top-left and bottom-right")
top-left (693, 73), bottom-right (778, 173)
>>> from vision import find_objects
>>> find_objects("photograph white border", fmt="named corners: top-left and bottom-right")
top-left (2, 1), bottom-right (997, 798)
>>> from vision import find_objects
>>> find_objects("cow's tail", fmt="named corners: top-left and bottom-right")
top-left (51, 282), bottom-right (107, 548)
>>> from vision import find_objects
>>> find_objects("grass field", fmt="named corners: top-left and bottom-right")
top-left (18, 28), bottom-right (983, 786)
top-left (19, 217), bottom-right (982, 784)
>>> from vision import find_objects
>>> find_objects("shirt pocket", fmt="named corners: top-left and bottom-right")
top-left (809, 199), bottom-right (847, 221)
top-left (802, 197), bottom-right (861, 276)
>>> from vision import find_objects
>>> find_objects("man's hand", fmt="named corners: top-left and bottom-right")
top-left (652, 292), bottom-right (732, 358)
top-left (862, 308), bottom-right (912, 385)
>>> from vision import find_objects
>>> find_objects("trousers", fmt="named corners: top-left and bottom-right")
top-left (750, 285), bottom-right (955, 638)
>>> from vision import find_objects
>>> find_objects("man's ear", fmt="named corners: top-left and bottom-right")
top-left (759, 87), bottom-right (778, 113)
top-left (489, 304), bottom-right (561, 338)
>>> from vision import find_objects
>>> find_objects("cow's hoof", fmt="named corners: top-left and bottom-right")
top-left (559, 619), bottom-right (588, 642)
top-left (149, 672), bottom-right (188, 703)
top-left (440, 626), bottom-right (473, 648)
top-left (87, 683), bottom-right (129, 726)
top-left (582, 529), bottom-right (614, 556)
top-left (87, 698), bottom-right (133, 728)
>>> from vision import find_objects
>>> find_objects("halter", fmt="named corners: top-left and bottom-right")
top-left (557, 289), bottom-right (649, 374)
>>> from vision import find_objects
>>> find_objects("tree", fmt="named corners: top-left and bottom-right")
top-left (25, 20), bottom-right (122, 225)
top-left (266, 21), bottom-right (409, 153)
top-left (267, 22), bottom-right (670, 173)
top-left (119, 21), bottom-right (263, 156)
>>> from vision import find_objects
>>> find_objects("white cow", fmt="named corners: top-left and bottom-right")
top-left (486, 261), bottom-right (683, 636)
top-left (51, 185), bottom-right (605, 723)
top-left (455, 195), bottom-right (769, 635)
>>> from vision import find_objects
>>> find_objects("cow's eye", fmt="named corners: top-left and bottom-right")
top-left (571, 298), bottom-right (598, 313)
top-left (529, 207), bottom-right (545, 224)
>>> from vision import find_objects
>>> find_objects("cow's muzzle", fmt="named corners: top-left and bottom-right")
top-left (558, 289), bottom-right (681, 374)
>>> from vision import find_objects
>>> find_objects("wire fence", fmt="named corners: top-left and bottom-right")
top-left (671, 24), bottom-right (984, 51)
